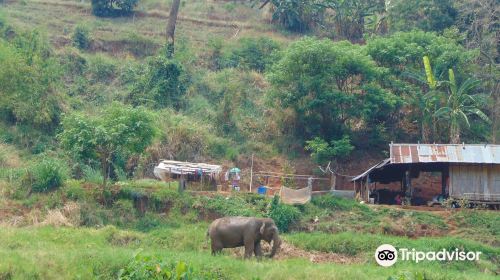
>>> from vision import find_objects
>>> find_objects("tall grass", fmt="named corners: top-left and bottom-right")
top-left (0, 226), bottom-right (497, 280)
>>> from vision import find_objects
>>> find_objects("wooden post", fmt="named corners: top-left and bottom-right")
top-left (249, 153), bottom-right (254, 193)
top-left (365, 177), bottom-right (369, 201)
top-left (179, 170), bottom-right (185, 192)
top-left (441, 166), bottom-right (449, 196)
top-left (404, 169), bottom-right (412, 203)
top-left (331, 172), bottom-right (336, 190)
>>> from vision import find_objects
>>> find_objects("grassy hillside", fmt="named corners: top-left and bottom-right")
top-left (0, 0), bottom-right (499, 279)
top-left (0, 180), bottom-right (499, 279)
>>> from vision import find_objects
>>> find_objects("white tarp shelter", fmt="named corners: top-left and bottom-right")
top-left (154, 160), bottom-right (222, 181)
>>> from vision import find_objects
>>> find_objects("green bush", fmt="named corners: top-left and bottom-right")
top-left (59, 47), bottom-right (87, 76)
top-left (268, 195), bottom-right (301, 232)
top-left (124, 33), bottom-right (157, 58)
top-left (112, 199), bottom-right (137, 226)
top-left (135, 213), bottom-right (163, 232)
top-left (305, 135), bottom-right (354, 165)
top-left (91, 0), bottom-right (138, 17)
top-left (118, 252), bottom-right (222, 280)
top-left (27, 158), bottom-right (68, 193)
top-left (127, 56), bottom-right (186, 109)
top-left (311, 195), bottom-right (369, 212)
top-left (82, 165), bottom-right (104, 185)
top-left (226, 37), bottom-right (281, 72)
top-left (86, 54), bottom-right (117, 82)
top-left (0, 31), bottom-right (64, 128)
top-left (197, 195), bottom-right (262, 217)
top-left (64, 179), bottom-right (86, 201)
top-left (80, 202), bottom-right (112, 227)
top-left (72, 25), bottom-right (91, 50)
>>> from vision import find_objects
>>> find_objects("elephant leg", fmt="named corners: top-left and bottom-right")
top-left (211, 240), bottom-right (222, 256)
top-left (254, 241), bottom-right (263, 259)
top-left (244, 239), bottom-right (255, 259)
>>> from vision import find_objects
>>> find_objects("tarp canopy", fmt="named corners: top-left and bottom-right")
top-left (154, 160), bottom-right (222, 181)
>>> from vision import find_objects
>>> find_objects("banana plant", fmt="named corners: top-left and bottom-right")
top-left (407, 55), bottom-right (443, 143)
top-left (434, 69), bottom-right (490, 144)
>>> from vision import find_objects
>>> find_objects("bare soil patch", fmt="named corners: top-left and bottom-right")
top-left (229, 241), bottom-right (361, 264)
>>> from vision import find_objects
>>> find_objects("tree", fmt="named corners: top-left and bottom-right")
top-left (127, 55), bottom-right (186, 109)
top-left (387, 0), bottom-right (457, 32)
top-left (456, 0), bottom-right (499, 143)
top-left (59, 103), bottom-right (156, 186)
top-left (268, 37), bottom-right (397, 146)
top-left (166, 0), bottom-right (181, 58)
top-left (226, 37), bottom-right (281, 72)
top-left (257, 0), bottom-right (322, 32)
top-left (366, 31), bottom-right (478, 143)
top-left (305, 136), bottom-right (353, 165)
top-left (321, 0), bottom-right (386, 42)
top-left (435, 69), bottom-right (490, 144)
top-left (0, 31), bottom-right (64, 129)
top-left (257, 0), bottom-right (386, 40)
top-left (91, 0), bottom-right (138, 17)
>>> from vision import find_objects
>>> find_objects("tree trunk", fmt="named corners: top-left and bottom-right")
top-left (421, 117), bottom-right (430, 143)
top-left (101, 157), bottom-right (108, 187)
top-left (450, 122), bottom-right (460, 144)
top-left (491, 82), bottom-right (499, 144)
top-left (166, 0), bottom-right (181, 58)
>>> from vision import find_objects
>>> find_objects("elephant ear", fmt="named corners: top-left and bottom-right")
top-left (259, 222), bottom-right (266, 235)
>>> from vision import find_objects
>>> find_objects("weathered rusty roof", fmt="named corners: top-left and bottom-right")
top-left (390, 144), bottom-right (500, 164)
top-left (351, 159), bottom-right (391, 181)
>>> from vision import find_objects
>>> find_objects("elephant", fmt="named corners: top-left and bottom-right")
top-left (207, 216), bottom-right (281, 258)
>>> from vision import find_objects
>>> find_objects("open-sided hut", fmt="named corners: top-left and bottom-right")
top-left (154, 160), bottom-right (222, 191)
top-left (352, 143), bottom-right (500, 205)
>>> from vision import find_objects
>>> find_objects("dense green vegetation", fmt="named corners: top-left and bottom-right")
top-left (0, 0), bottom-right (498, 279)
top-left (0, 186), bottom-right (498, 279)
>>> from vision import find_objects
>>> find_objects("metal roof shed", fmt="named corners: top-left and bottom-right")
top-left (352, 144), bottom-right (500, 204)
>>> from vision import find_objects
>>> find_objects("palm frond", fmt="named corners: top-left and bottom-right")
top-left (458, 111), bottom-right (471, 127)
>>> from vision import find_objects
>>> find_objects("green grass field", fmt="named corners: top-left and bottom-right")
top-left (0, 187), bottom-right (498, 279)
top-left (0, 224), bottom-right (498, 280)
top-left (0, 0), bottom-right (499, 279)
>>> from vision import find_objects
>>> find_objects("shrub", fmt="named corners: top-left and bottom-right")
top-left (268, 195), bottom-right (301, 232)
top-left (135, 213), bottom-right (162, 232)
top-left (127, 56), bottom-right (186, 109)
top-left (59, 47), bottom-right (87, 76)
top-left (198, 195), bottom-right (261, 217)
top-left (80, 202), bottom-right (111, 227)
top-left (72, 25), bottom-right (91, 50)
top-left (112, 199), bottom-right (137, 226)
top-left (312, 195), bottom-right (369, 212)
top-left (27, 158), bottom-right (68, 193)
top-left (0, 31), bottom-right (64, 128)
top-left (226, 37), bottom-right (281, 72)
top-left (105, 226), bottom-right (142, 246)
top-left (118, 252), bottom-right (222, 280)
top-left (0, 143), bottom-right (20, 168)
top-left (64, 179), bottom-right (86, 201)
top-left (124, 33), bottom-right (157, 58)
top-left (86, 54), bottom-right (117, 82)
top-left (91, 0), bottom-right (138, 17)
top-left (305, 135), bottom-right (354, 165)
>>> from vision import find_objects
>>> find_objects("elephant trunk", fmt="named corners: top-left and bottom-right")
top-left (269, 234), bottom-right (281, 258)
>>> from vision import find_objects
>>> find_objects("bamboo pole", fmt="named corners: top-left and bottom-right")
top-left (249, 153), bottom-right (254, 193)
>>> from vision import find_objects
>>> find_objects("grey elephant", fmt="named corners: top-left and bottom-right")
top-left (207, 216), bottom-right (281, 258)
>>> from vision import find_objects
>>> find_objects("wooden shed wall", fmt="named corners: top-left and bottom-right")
top-left (449, 164), bottom-right (500, 200)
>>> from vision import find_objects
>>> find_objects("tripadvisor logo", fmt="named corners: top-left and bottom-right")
top-left (375, 244), bottom-right (482, 267)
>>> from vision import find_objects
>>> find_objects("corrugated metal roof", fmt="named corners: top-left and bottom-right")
top-left (390, 144), bottom-right (500, 164)
top-left (351, 159), bottom-right (391, 181)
